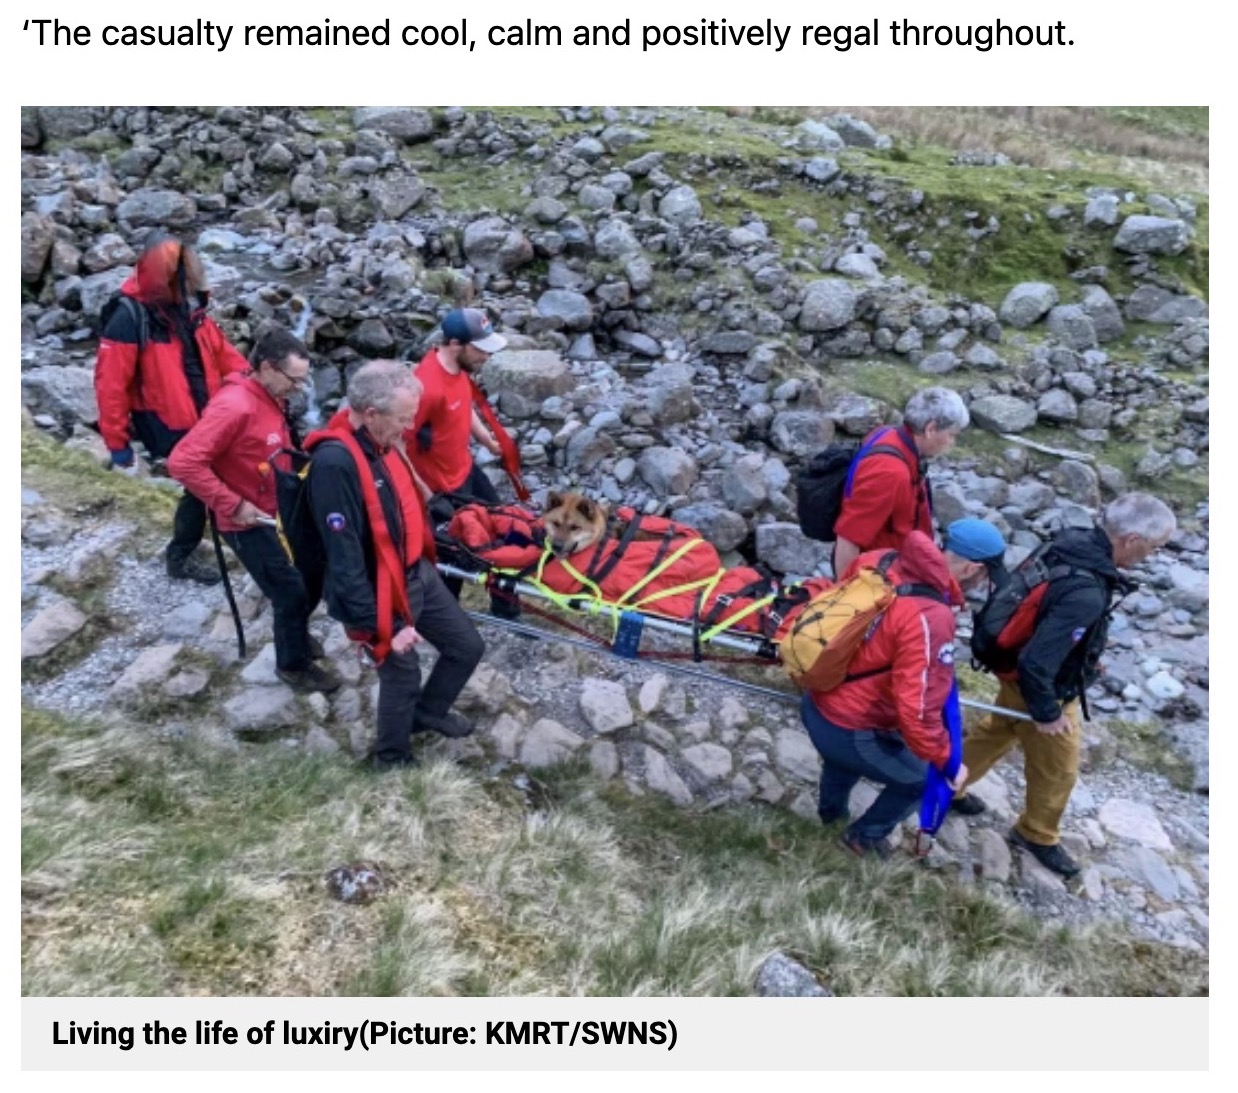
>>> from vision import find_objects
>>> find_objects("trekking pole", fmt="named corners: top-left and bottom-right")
top-left (208, 514), bottom-right (246, 659)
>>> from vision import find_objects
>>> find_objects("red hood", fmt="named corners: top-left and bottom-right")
top-left (894, 531), bottom-right (962, 605)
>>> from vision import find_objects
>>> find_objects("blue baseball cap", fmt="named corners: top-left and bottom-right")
top-left (944, 518), bottom-right (1006, 564)
top-left (441, 308), bottom-right (507, 353)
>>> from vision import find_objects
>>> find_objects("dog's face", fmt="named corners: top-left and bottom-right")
top-left (542, 491), bottom-right (608, 557)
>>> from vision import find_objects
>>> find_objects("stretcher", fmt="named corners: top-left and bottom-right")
top-left (432, 501), bottom-right (1031, 723)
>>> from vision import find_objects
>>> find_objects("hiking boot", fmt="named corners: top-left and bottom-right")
top-left (1008, 828), bottom-right (1080, 878)
top-left (415, 710), bottom-right (475, 739)
top-left (166, 554), bottom-right (222, 585)
top-left (371, 751), bottom-right (418, 773)
top-left (277, 663), bottom-right (342, 695)
top-left (950, 793), bottom-right (987, 817)
top-left (839, 828), bottom-right (892, 860)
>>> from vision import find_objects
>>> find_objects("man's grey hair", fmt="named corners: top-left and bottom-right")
top-left (346, 359), bottom-right (421, 414)
top-left (904, 386), bottom-right (970, 433)
top-left (1102, 493), bottom-right (1177, 543)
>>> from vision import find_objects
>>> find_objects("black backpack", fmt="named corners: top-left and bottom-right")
top-left (273, 445), bottom-right (328, 595)
top-left (97, 294), bottom-right (149, 350)
top-left (796, 433), bottom-right (912, 543)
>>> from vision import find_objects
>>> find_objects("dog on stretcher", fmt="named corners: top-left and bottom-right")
top-left (541, 490), bottom-right (620, 557)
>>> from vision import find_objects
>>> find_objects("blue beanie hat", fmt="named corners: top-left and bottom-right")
top-left (944, 518), bottom-right (1006, 563)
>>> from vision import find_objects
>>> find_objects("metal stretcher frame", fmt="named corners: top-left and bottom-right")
top-left (435, 560), bottom-right (1034, 722)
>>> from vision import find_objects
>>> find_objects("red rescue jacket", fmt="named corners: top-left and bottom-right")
top-left (812, 531), bottom-right (961, 769)
top-left (93, 274), bottom-right (249, 453)
top-left (167, 374), bottom-right (293, 533)
top-left (833, 425), bottom-right (933, 553)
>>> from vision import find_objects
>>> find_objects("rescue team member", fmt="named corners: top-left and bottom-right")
top-left (94, 234), bottom-right (251, 584)
top-left (952, 493), bottom-right (1177, 877)
top-left (409, 307), bottom-right (520, 617)
top-left (800, 518), bottom-right (1006, 857)
top-left (831, 386), bottom-right (971, 577)
top-left (168, 329), bottom-right (339, 695)
top-left (306, 360), bottom-right (485, 770)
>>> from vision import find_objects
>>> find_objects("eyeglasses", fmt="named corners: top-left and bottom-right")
top-left (276, 369), bottom-right (310, 390)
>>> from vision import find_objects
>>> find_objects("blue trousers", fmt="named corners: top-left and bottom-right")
top-left (800, 694), bottom-right (927, 841)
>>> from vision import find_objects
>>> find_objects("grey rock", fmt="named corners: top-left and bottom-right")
top-left (565, 427), bottom-right (616, 473)
top-left (671, 503), bottom-right (749, 552)
top-left (483, 350), bottom-right (576, 418)
top-left (798, 120), bottom-right (844, 151)
top-left (637, 447), bottom-right (699, 495)
top-left (1120, 847), bottom-right (1181, 902)
top-left (1079, 285), bottom-right (1125, 343)
top-left (612, 330), bottom-right (663, 358)
top-left (756, 523), bottom-right (833, 576)
top-left (699, 331), bottom-right (759, 355)
top-left (804, 157), bottom-right (842, 183)
top-left (682, 743), bottom-right (733, 782)
top-left (658, 185), bottom-right (703, 225)
top-left (773, 728), bottom-right (820, 782)
top-left (589, 741), bottom-right (620, 780)
top-left (1046, 306), bottom-right (1098, 350)
top-left (1098, 798), bottom-right (1173, 850)
top-left (21, 367), bottom-right (98, 428)
top-left (21, 213), bottom-right (56, 282)
top-left (117, 189), bottom-right (197, 228)
top-left (580, 679), bottom-right (635, 734)
top-left (755, 952), bottom-right (832, 997)
top-left (1037, 388), bottom-right (1079, 424)
top-left (999, 282), bottom-right (1059, 328)
top-left (969, 395), bottom-right (1038, 433)
top-left (77, 268), bottom-right (132, 320)
top-left (520, 719), bottom-right (586, 768)
top-left (21, 601), bottom-right (89, 659)
top-left (370, 175), bottom-right (426, 219)
top-left (826, 393), bottom-right (886, 435)
top-left (975, 828), bottom-right (1012, 882)
top-left (110, 643), bottom-right (184, 698)
top-left (81, 233), bottom-right (137, 274)
top-left (835, 253), bottom-right (881, 280)
top-left (595, 218), bottom-right (643, 259)
top-left (918, 351), bottom-right (960, 375)
top-left (1124, 285), bottom-right (1207, 325)
top-left (770, 411), bottom-right (835, 459)
top-left (224, 685), bottom-right (300, 734)
top-left (1114, 215), bottom-right (1191, 255)
top-left (1050, 460), bottom-right (1101, 508)
top-left (536, 289), bottom-right (594, 331)
top-left (350, 318), bottom-right (395, 355)
top-left (1083, 193), bottom-right (1120, 228)
top-left (799, 279), bottom-right (859, 331)
top-left (463, 216), bottom-right (534, 274)
top-left (643, 746), bottom-right (693, 805)
top-left (721, 452), bottom-right (768, 515)
top-left (353, 107), bottom-right (435, 143)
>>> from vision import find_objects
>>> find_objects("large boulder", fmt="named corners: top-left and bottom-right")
top-left (37, 107), bottom-right (105, 139)
top-left (658, 185), bottom-right (702, 225)
top-left (1036, 388), bottom-right (1079, 425)
top-left (21, 213), bottom-right (56, 282)
top-left (670, 503), bottom-right (749, 552)
top-left (116, 189), bottom-right (197, 228)
top-left (798, 279), bottom-right (859, 331)
top-left (998, 282), bottom-right (1058, 328)
top-left (1124, 285), bottom-right (1207, 325)
top-left (20, 366), bottom-right (98, 428)
top-left (482, 350), bottom-right (576, 418)
top-left (1113, 215), bottom-right (1191, 255)
top-left (369, 175), bottom-right (426, 219)
top-left (1046, 305), bottom-right (1098, 350)
top-left (352, 107), bottom-right (435, 143)
top-left (637, 447), bottom-right (699, 496)
top-left (77, 268), bottom-right (132, 321)
top-left (769, 411), bottom-right (835, 459)
top-left (969, 395), bottom-right (1038, 434)
top-left (462, 216), bottom-right (534, 274)
top-left (535, 289), bottom-right (594, 331)
top-left (755, 523), bottom-right (833, 576)
top-left (594, 218), bottom-right (643, 260)
top-left (1079, 285), bottom-right (1125, 343)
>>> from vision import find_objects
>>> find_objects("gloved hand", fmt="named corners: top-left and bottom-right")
top-left (427, 493), bottom-right (457, 526)
top-left (109, 446), bottom-right (135, 468)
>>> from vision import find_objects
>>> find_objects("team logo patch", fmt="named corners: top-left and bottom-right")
top-left (937, 642), bottom-right (955, 666)
top-left (266, 432), bottom-right (281, 445)
top-left (326, 512), bottom-right (347, 532)
top-left (1071, 627), bottom-right (1087, 643)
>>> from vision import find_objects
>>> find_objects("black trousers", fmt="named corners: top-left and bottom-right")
top-left (167, 490), bottom-right (208, 565)
top-left (374, 558), bottom-right (486, 760)
top-left (441, 461), bottom-right (505, 604)
top-left (223, 526), bottom-right (321, 671)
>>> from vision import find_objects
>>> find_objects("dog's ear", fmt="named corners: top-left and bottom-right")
top-left (546, 491), bottom-right (564, 511)
top-left (576, 496), bottom-right (599, 522)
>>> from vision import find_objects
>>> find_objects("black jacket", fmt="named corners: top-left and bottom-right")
top-left (307, 429), bottom-right (415, 638)
top-left (1017, 525), bottom-right (1127, 722)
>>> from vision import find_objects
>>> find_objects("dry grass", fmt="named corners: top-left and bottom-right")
top-left (728, 105), bottom-right (1208, 192)
top-left (22, 705), bottom-right (1207, 998)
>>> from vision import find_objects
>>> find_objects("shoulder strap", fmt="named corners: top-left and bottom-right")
top-left (324, 429), bottom-right (413, 663)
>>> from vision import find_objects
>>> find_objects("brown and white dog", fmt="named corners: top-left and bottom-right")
top-left (541, 491), bottom-right (609, 557)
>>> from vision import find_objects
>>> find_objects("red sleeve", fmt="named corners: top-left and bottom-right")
top-left (167, 391), bottom-right (249, 518)
top-left (94, 338), bottom-right (139, 451)
top-left (888, 604), bottom-right (954, 769)
top-left (834, 457), bottom-right (914, 548)
top-left (201, 319), bottom-right (251, 377)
